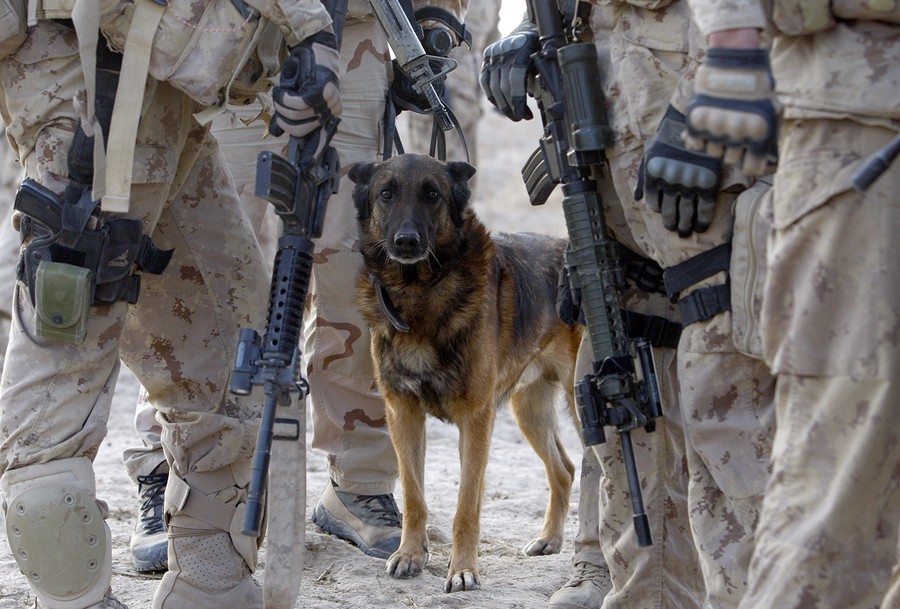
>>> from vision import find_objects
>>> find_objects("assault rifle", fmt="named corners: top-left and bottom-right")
top-left (228, 3), bottom-right (345, 605)
top-left (523, 0), bottom-right (662, 546)
top-left (369, 0), bottom-right (458, 131)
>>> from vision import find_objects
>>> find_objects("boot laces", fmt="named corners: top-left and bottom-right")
top-left (136, 471), bottom-right (168, 535)
top-left (352, 492), bottom-right (402, 527)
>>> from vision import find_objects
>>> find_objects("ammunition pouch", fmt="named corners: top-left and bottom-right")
top-left (663, 243), bottom-right (732, 327)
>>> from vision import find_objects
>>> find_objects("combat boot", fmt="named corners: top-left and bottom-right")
top-left (152, 466), bottom-right (262, 609)
top-left (312, 478), bottom-right (402, 559)
top-left (548, 561), bottom-right (607, 609)
top-left (130, 461), bottom-right (168, 573)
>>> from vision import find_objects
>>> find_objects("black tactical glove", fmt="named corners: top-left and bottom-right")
top-left (684, 47), bottom-right (778, 177)
top-left (637, 105), bottom-right (723, 237)
top-left (480, 19), bottom-right (539, 122)
top-left (390, 47), bottom-right (448, 115)
top-left (272, 25), bottom-right (342, 138)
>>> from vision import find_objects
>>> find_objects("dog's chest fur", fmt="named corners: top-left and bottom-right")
top-left (361, 227), bottom-right (565, 423)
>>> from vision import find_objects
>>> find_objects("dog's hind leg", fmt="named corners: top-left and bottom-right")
top-left (384, 397), bottom-right (430, 580)
top-left (445, 400), bottom-right (497, 593)
top-left (509, 377), bottom-right (576, 556)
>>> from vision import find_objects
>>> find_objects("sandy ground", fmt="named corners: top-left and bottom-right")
top-left (0, 101), bottom-right (611, 608)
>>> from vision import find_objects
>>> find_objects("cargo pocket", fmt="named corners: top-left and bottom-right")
top-left (729, 177), bottom-right (772, 360)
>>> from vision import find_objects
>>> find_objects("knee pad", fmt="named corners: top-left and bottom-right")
top-left (2, 458), bottom-right (111, 609)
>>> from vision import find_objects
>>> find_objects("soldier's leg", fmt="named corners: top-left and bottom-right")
top-left (109, 82), bottom-right (268, 606)
top-left (123, 388), bottom-right (168, 573)
top-left (302, 18), bottom-right (403, 558)
top-left (0, 21), bottom-right (128, 608)
top-left (741, 120), bottom-right (900, 609)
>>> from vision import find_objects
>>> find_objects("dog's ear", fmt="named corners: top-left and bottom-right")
top-left (447, 161), bottom-right (477, 184)
top-left (349, 162), bottom-right (376, 220)
top-left (447, 161), bottom-right (476, 226)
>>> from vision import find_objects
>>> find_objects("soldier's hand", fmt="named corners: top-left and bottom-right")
top-left (272, 25), bottom-right (342, 139)
top-left (480, 19), bottom-right (539, 121)
top-left (390, 26), bottom-right (452, 115)
top-left (684, 47), bottom-right (778, 177)
top-left (637, 105), bottom-right (723, 237)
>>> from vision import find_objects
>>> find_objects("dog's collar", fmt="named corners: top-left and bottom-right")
top-left (370, 274), bottom-right (411, 333)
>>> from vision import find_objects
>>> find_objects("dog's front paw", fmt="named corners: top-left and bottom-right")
top-left (523, 535), bottom-right (563, 556)
top-left (386, 548), bottom-right (428, 579)
top-left (443, 568), bottom-right (481, 593)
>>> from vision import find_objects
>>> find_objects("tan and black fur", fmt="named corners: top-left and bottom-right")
top-left (349, 153), bottom-right (583, 593)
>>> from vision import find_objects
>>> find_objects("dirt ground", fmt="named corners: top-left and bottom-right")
top-left (0, 96), bottom-right (611, 608)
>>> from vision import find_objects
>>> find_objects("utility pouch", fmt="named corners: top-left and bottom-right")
top-left (0, 0), bottom-right (26, 59)
top-left (34, 261), bottom-right (92, 343)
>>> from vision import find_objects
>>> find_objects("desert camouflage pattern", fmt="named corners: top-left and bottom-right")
top-left (587, 1), bottom-right (778, 607)
top-left (301, 18), bottom-right (399, 495)
top-left (680, 1), bottom-right (900, 606)
top-left (744, 120), bottom-right (900, 609)
top-left (0, 123), bottom-right (21, 372)
top-left (573, 282), bottom-right (706, 609)
top-left (0, 19), bottom-right (268, 480)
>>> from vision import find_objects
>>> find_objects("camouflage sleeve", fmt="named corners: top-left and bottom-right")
top-left (247, 0), bottom-right (333, 47)
top-left (687, 0), bottom-right (767, 37)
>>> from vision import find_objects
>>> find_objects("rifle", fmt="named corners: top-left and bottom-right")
top-left (523, 0), bottom-right (662, 547)
top-left (228, 2), bottom-right (345, 604)
top-left (369, 0), bottom-right (458, 132)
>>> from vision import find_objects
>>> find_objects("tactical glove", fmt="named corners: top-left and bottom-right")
top-left (480, 19), bottom-right (539, 122)
top-left (637, 105), bottom-right (723, 237)
top-left (684, 47), bottom-right (778, 177)
top-left (390, 61), bottom-right (448, 116)
top-left (271, 25), bottom-right (342, 138)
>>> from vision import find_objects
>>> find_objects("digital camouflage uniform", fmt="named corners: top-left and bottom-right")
top-left (573, 181), bottom-right (705, 609)
top-left (687, 1), bottom-right (900, 608)
top-left (0, 0), bottom-right (334, 604)
top-left (577, 1), bottom-right (777, 607)
top-left (0, 123), bottom-right (22, 371)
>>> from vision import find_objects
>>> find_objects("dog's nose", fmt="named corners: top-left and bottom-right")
top-left (394, 231), bottom-right (421, 249)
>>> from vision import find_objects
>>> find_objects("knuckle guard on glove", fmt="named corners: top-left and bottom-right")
top-left (685, 47), bottom-right (778, 176)
top-left (480, 22), bottom-right (538, 122)
top-left (272, 29), bottom-right (341, 138)
top-left (639, 105), bottom-right (723, 236)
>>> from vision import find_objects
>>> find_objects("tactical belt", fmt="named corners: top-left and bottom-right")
top-left (622, 310), bottom-right (682, 350)
top-left (663, 243), bottom-right (732, 326)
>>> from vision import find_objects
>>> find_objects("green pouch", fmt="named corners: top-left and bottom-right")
top-left (34, 261), bottom-right (92, 343)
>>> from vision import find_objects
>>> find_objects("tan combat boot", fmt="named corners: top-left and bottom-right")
top-left (548, 561), bottom-right (608, 609)
top-left (152, 466), bottom-right (262, 609)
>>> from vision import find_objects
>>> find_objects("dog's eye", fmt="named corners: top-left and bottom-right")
top-left (425, 189), bottom-right (439, 201)
top-left (379, 189), bottom-right (393, 201)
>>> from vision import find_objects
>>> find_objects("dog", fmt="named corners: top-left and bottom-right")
top-left (349, 153), bottom-right (584, 593)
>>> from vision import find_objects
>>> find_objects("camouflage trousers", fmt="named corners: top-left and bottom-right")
top-left (0, 123), bottom-right (22, 371)
top-left (303, 18), bottom-right (398, 494)
top-left (605, 148), bottom-right (777, 609)
top-left (123, 19), bottom-right (401, 495)
top-left (574, 282), bottom-right (705, 609)
top-left (739, 119), bottom-right (900, 609)
top-left (0, 21), bottom-right (267, 480)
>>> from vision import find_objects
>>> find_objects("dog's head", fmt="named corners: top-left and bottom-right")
top-left (349, 154), bottom-right (477, 265)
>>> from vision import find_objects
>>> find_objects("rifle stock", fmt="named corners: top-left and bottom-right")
top-left (525, 0), bottom-right (662, 547)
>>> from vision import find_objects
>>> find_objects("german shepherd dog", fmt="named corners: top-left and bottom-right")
top-left (349, 153), bottom-right (583, 593)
